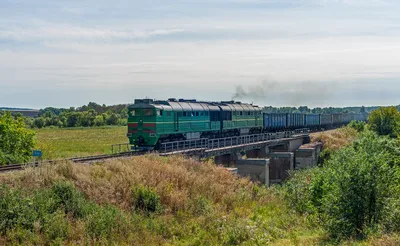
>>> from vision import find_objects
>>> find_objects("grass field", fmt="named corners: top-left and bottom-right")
top-left (35, 126), bottom-right (128, 159)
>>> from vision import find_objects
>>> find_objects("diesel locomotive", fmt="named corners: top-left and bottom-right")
top-left (127, 98), bottom-right (367, 150)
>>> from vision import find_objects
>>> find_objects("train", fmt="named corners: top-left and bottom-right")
top-left (127, 98), bottom-right (367, 150)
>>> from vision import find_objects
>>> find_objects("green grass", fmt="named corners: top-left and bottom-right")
top-left (35, 126), bottom-right (128, 159)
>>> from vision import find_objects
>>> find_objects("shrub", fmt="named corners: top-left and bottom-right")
top-left (187, 196), bottom-right (213, 216)
top-left (348, 120), bottom-right (366, 132)
top-left (42, 209), bottom-right (70, 242)
top-left (5, 226), bottom-right (41, 245)
top-left (0, 112), bottom-right (35, 164)
top-left (51, 182), bottom-right (91, 218)
top-left (368, 106), bottom-right (400, 137)
top-left (285, 131), bottom-right (400, 240)
top-left (131, 185), bottom-right (162, 214)
top-left (85, 205), bottom-right (131, 240)
top-left (0, 186), bottom-right (38, 233)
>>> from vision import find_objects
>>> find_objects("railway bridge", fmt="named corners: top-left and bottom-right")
top-left (160, 128), bottom-right (310, 160)
top-left (159, 128), bottom-right (319, 185)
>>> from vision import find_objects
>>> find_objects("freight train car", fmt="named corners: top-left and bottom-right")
top-left (341, 113), bottom-right (352, 125)
top-left (287, 113), bottom-right (305, 129)
top-left (263, 113), bottom-right (287, 131)
top-left (305, 114), bottom-right (320, 128)
top-left (351, 113), bottom-right (367, 122)
top-left (320, 114), bottom-right (332, 126)
top-left (332, 114), bottom-right (342, 125)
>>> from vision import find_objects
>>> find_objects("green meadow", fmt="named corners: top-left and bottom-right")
top-left (35, 126), bottom-right (128, 159)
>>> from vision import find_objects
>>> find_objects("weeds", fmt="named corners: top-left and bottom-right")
top-left (132, 185), bottom-right (162, 214)
top-left (0, 155), bottom-right (324, 245)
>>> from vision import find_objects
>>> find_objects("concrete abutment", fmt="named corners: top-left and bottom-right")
top-left (214, 136), bottom-right (322, 186)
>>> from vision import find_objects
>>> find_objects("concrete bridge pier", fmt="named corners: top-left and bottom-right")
top-left (214, 152), bottom-right (243, 166)
top-left (236, 159), bottom-right (270, 186)
top-left (266, 152), bottom-right (294, 184)
top-left (234, 152), bottom-right (294, 186)
top-left (268, 144), bottom-right (289, 153)
top-left (267, 136), bottom-right (309, 153)
top-left (246, 147), bottom-right (269, 158)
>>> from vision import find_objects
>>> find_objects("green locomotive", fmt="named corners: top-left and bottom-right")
top-left (127, 98), bottom-right (263, 150)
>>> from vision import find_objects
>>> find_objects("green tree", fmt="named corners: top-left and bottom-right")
top-left (285, 131), bottom-right (400, 240)
top-left (33, 117), bottom-right (45, 129)
top-left (298, 106), bottom-right (310, 113)
top-left (79, 109), bottom-right (96, 127)
top-left (0, 112), bottom-right (35, 164)
top-left (368, 106), bottom-right (400, 137)
top-left (105, 113), bottom-right (119, 125)
top-left (66, 112), bottom-right (80, 127)
top-left (93, 115), bottom-right (105, 126)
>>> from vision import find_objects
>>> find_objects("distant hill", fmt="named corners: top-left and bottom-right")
top-left (0, 107), bottom-right (35, 111)
top-left (0, 108), bottom-right (40, 117)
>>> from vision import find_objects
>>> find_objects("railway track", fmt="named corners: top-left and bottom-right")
top-left (0, 164), bottom-right (25, 172)
top-left (70, 151), bottom-right (146, 163)
top-left (0, 151), bottom-right (148, 173)
top-left (0, 127), bottom-right (314, 173)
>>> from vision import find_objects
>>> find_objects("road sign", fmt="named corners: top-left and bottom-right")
top-left (32, 150), bottom-right (42, 157)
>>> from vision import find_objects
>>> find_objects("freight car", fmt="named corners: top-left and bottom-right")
top-left (127, 99), bottom-right (367, 150)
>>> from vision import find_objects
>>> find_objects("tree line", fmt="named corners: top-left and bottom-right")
top-left (26, 102), bottom-right (128, 128)
top-left (4, 102), bottom-right (399, 129)
top-left (263, 105), bottom-right (373, 114)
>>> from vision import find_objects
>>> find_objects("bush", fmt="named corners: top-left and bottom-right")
top-left (0, 112), bottom-right (35, 164)
top-left (348, 120), bottom-right (366, 132)
top-left (51, 182), bottom-right (91, 218)
top-left (43, 209), bottom-right (70, 242)
top-left (131, 185), bottom-right (162, 214)
top-left (368, 106), bottom-right (400, 137)
top-left (187, 196), bottom-right (213, 216)
top-left (285, 131), bottom-right (400, 240)
top-left (0, 181), bottom-right (139, 244)
top-left (0, 186), bottom-right (38, 233)
top-left (85, 205), bottom-right (130, 240)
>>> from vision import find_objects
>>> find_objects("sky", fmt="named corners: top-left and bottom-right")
top-left (1, 0), bottom-right (400, 108)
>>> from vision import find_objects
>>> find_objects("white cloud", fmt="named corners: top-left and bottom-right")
top-left (1, 0), bottom-right (400, 107)
top-left (0, 22), bottom-right (185, 42)
top-left (2, 36), bottom-right (400, 90)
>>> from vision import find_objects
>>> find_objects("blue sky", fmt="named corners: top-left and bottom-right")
top-left (1, 0), bottom-right (400, 108)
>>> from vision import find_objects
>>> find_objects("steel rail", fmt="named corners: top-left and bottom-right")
top-left (0, 151), bottom-right (147, 173)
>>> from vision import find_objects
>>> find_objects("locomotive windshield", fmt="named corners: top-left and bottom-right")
top-left (129, 109), bottom-right (141, 117)
top-left (143, 109), bottom-right (154, 116)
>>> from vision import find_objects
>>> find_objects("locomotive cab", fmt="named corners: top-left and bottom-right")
top-left (127, 99), bottom-right (159, 150)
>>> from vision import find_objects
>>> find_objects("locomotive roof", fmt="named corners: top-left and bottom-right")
top-left (130, 99), bottom-right (261, 112)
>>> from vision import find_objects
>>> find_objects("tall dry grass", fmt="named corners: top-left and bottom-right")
top-left (0, 155), bottom-right (256, 213)
top-left (311, 127), bottom-right (358, 151)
